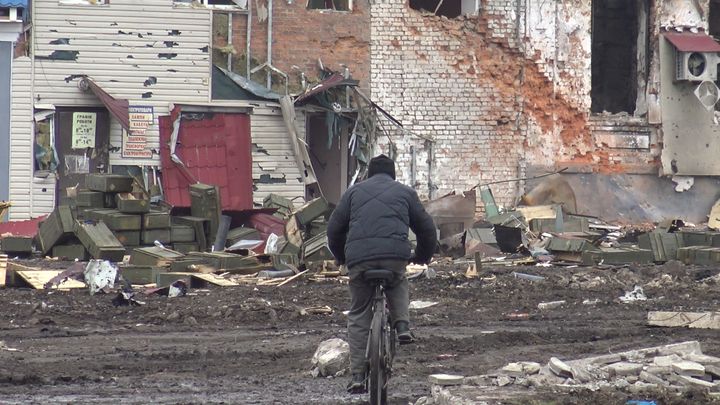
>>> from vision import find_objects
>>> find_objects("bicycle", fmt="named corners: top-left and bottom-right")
top-left (362, 269), bottom-right (397, 405)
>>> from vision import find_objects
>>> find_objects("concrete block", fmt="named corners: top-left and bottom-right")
top-left (640, 370), bottom-right (667, 386)
top-left (604, 362), bottom-right (643, 377)
top-left (685, 354), bottom-right (720, 366)
top-left (501, 361), bottom-right (541, 377)
top-left (674, 374), bottom-right (716, 388)
top-left (548, 357), bottom-right (573, 378)
top-left (311, 338), bottom-right (349, 377)
top-left (673, 360), bottom-right (705, 377)
top-left (654, 354), bottom-right (682, 367)
top-left (428, 374), bottom-right (464, 386)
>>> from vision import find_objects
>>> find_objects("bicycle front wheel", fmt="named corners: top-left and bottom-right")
top-left (368, 304), bottom-right (388, 405)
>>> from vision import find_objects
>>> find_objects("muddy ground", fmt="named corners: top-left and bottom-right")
top-left (1, 260), bottom-right (720, 404)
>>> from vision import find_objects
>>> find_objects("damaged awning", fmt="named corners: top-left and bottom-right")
top-left (78, 78), bottom-right (130, 132)
top-left (294, 73), bottom-right (359, 104)
top-left (663, 32), bottom-right (720, 52)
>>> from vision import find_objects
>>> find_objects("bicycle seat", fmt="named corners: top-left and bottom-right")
top-left (362, 269), bottom-right (395, 282)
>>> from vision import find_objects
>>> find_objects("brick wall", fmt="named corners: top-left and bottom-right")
top-left (371, 0), bottom-right (526, 210)
top-left (223, 0), bottom-right (370, 93)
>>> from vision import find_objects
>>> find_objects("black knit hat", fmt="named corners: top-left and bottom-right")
top-left (367, 154), bottom-right (396, 180)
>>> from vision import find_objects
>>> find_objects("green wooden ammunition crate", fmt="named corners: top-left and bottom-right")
top-left (529, 217), bottom-right (590, 233)
top-left (187, 251), bottom-right (254, 270)
top-left (263, 193), bottom-right (293, 218)
top-left (74, 220), bottom-right (126, 262)
top-left (76, 190), bottom-right (105, 208)
top-left (85, 174), bottom-right (134, 193)
top-left (305, 220), bottom-right (328, 239)
top-left (142, 229), bottom-right (171, 244)
top-left (85, 209), bottom-right (141, 231)
top-left (170, 225), bottom-right (195, 243)
top-left (173, 216), bottom-right (209, 252)
top-left (1, 236), bottom-right (33, 254)
top-left (143, 209), bottom-right (171, 229)
top-left (156, 272), bottom-right (193, 287)
top-left (172, 242), bottom-right (200, 255)
top-left (170, 257), bottom-right (207, 272)
top-left (51, 243), bottom-right (88, 260)
top-left (547, 236), bottom-right (596, 253)
top-left (189, 183), bottom-right (221, 242)
top-left (303, 232), bottom-right (332, 263)
top-left (638, 232), bottom-right (683, 262)
top-left (119, 265), bottom-right (159, 285)
top-left (581, 247), bottom-right (654, 266)
top-left (226, 227), bottom-right (261, 247)
top-left (113, 231), bottom-right (141, 246)
top-left (272, 253), bottom-right (299, 271)
top-left (129, 246), bottom-right (185, 266)
top-left (294, 197), bottom-right (329, 226)
top-left (115, 193), bottom-right (150, 214)
top-left (38, 206), bottom-right (76, 254)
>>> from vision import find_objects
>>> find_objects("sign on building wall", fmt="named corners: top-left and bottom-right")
top-left (71, 112), bottom-right (96, 149)
top-left (123, 106), bottom-right (154, 158)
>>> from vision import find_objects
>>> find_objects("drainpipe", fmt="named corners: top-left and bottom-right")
top-left (227, 13), bottom-right (233, 71)
top-left (246, 0), bottom-right (252, 79)
top-left (266, 0), bottom-right (273, 89)
top-left (29, 0), bottom-right (36, 217)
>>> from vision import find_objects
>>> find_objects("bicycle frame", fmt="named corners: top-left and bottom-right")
top-left (365, 279), bottom-right (396, 405)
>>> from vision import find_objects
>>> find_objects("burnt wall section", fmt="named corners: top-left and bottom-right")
top-left (219, 0), bottom-right (370, 94)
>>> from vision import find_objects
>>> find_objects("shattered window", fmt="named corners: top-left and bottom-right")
top-left (34, 111), bottom-right (58, 176)
top-left (174, 0), bottom-right (248, 9)
top-left (307, 0), bottom-right (350, 12)
top-left (409, 0), bottom-right (478, 18)
top-left (59, 0), bottom-right (108, 5)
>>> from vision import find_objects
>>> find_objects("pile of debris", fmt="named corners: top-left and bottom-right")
top-left (0, 173), bottom-right (340, 290)
top-left (424, 341), bottom-right (720, 402)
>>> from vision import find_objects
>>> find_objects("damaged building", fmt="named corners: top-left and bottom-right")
top-left (372, 0), bottom-right (720, 223)
top-left (6, 0), bottom-right (371, 219)
top-left (5, 0), bottom-right (720, 224)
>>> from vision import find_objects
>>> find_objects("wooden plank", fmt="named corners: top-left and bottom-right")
top-left (0, 255), bottom-right (7, 287)
top-left (192, 273), bottom-right (240, 286)
top-left (276, 269), bottom-right (309, 287)
top-left (648, 311), bottom-right (720, 330)
top-left (16, 270), bottom-right (86, 289)
top-left (516, 205), bottom-right (556, 222)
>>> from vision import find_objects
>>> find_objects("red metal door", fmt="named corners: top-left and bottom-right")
top-left (159, 111), bottom-right (253, 210)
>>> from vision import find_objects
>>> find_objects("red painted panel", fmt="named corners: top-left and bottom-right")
top-left (159, 111), bottom-right (253, 210)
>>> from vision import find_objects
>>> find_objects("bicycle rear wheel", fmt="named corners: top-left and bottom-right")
top-left (368, 302), bottom-right (388, 405)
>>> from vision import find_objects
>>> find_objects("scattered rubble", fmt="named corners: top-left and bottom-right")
top-left (311, 338), bottom-right (349, 378)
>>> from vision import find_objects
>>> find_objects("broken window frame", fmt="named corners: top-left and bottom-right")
top-left (306, 0), bottom-right (352, 12)
top-left (58, 0), bottom-right (109, 6)
top-left (173, 0), bottom-right (248, 10)
top-left (408, 0), bottom-right (478, 18)
top-left (33, 108), bottom-right (59, 178)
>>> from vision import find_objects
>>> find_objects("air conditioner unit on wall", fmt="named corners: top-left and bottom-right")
top-left (676, 50), bottom-right (718, 81)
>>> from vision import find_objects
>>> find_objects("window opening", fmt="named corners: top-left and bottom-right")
top-left (307, 0), bottom-right (350, 11)
top-left (591, 0), bottom-right (644, 114)
top-left (34, 110), bottom-right (58, 176)
top-left (174, 0), bottom-right (247, 9)
top-left (408, 0), bottom-right (478, 18)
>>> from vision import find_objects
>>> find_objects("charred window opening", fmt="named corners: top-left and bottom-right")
top-left (591, 0), bottom-right (647, 114)
top-left (408, 0), bottom-right (478, 18)
top-left (307, 0), bottom-right (350, 12)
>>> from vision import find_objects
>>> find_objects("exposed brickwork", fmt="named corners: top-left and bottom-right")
top-left (371, 1), bottom-right (530, 209)
top-left (370, 0), bottom-right (681, 211)
top-left (222, 1), bottom-right (370, 93)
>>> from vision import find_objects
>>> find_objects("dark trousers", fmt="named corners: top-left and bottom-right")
top-left (347, 259), bottom-right (409, 374)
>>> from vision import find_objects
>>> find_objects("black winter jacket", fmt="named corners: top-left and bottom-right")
top-left (327, 173), bottom-right (437, 268)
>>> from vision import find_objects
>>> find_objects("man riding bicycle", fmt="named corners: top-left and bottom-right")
top-left (327, 154), bottom-right (437, 394)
